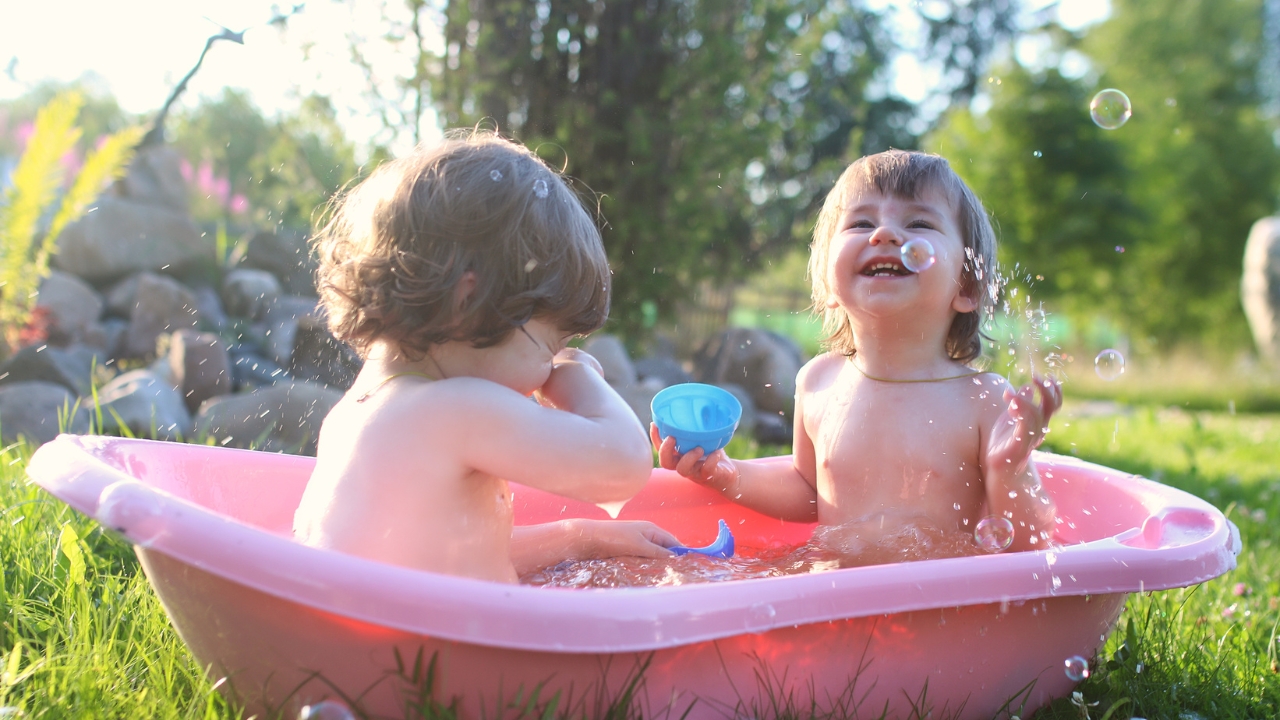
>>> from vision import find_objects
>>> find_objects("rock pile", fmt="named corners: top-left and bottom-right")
top-left (0, 145), bottom-right (342, 451)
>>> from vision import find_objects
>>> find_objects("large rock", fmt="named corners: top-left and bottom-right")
top-left (0, 381), bottom-right (91, 446)
top-left (695, 328), bottom-right (804, 416)
top-left (288, 324), bottom-right (361, 391)
top-left (113, 144), bottom-right (189, 213)
top-left (1243, 216), bottom-right (1280, 364)
top-left (53, 197), bottom-right (209, 281)
top-left (583, 334), bottom-right (636, 387)
top-left (168, 329), bottom-right (232, 412)
top-left (195, 381), bottom-right (341, 455)
top-left (234, 228), bottom-right (316, 295)
top-left (0, 344), bottom-right (103, 396)
top-left (221, 268), bottom-right (282, 321)
top-left (96, 369), bottom-right (193, 441)
top-left (34, 270), bottom-right (104, 341)
top-left (121, 273), bottom-right (201, 358)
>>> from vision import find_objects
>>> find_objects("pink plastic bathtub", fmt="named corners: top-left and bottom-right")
top-left (28, 435), bottom-right (1238, 720)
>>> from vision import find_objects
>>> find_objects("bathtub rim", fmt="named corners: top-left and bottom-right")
top-left (27, 434), bottom-right (1241, 654)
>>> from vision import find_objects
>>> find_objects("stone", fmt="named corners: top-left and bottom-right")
top-left (634, 355), bottom-right (693, 387)
top-left (0, 381), bottom-right (91, 446)
top-left (1243, 216), bottom-right (1280, 364)
top-left (169, 329), bottom-right (232, 412)
top-left (0, 344), bottom-right (103, 396)
top-left (234, 228), bottom-right (316, 295)
top-left (121, 273), bottom-right (201, 358)
top-left (262, 296), bottom-right (322, 367)
top-left (190, 285), bottom-right (229, 331)
top-left (583, 334), bottom-right (637, 387)
top-left (288, 324), bottom-right (361, 391)
top-left (614, 377), bottom-right (666, 426)
top-left (34, 270), bottom-right (104, 340)
top-left (82, 319), bottom-right (126, 358)
top-left (221, 268), bottom-right (282, 321)
top-left (113, 144), bottom-right (189, 213)
top-left (95, 369), bottom-right (193, 441)
top-left (53, 197), bottom-right (210, 281)
top-left (753, 411), bottom-right (793, 446)
top-left (104, 273), bottom-right (143, 317)
top-left (229, 348), bottom-right (290, 389)
top-left (696, 328), bottom-right (804, 416)
top-left (195, 380), bottom-right (342, 455)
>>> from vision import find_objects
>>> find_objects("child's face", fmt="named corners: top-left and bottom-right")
top-left (825, 187), bottom-right (977, 324)
top-left (477, 317), bottom-right (574, 396)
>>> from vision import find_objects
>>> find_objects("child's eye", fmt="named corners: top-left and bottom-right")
top-left (908, 220), bottom-right (935, 230)
top-left (848, 219), bottom-right (875, 230)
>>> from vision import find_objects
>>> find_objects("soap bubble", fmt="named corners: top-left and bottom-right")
top-left (1094, 349), bottom-right (1125, 381)
top-left (746, 601), bottom-right (777, 633)
top-left (901, 238), bottom-right (936, 273)
top-left (1064, 655), bottom-right (1090, 681)
top-left (299, 701), bottom-right (356, 720)
top-left (489, 169), bottom-right (503, 181)
top-left (974, 516), bottom-right (1014, 553)
top-left (1090, 89), bottom-right (1132, 129)
top-left (532, 178), bottom-right (550, 198)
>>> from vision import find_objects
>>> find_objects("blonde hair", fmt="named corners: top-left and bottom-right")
top-left (809, 150), bottom-right (997, 363)
top-left (313, 130), bottom-right (610, 358)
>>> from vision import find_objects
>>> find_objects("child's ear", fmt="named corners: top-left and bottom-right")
top-left (951, 291), bottom-right (978, 314)
top-left (453, 270), bottom-right (478, 313)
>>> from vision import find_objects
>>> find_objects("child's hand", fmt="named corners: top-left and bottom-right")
top-left (553, 347), bottom-right (604, 377)
top-left (650, 423), bottom-right (741, 493)
top-left (986, 374), bottom-right (1063, 476)
top-left (570, 518), bottom-right (679, 559)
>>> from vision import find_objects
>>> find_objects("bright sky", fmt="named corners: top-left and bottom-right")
top-left (0, 0), bottom-right (1110, 155)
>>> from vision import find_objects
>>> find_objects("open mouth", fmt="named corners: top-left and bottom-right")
top-left (860, 259), bottom-right (912, 277)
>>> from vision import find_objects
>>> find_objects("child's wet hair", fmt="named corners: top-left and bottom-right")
top-left (313, 130), bottom-right (610, 358)
top-left (809, 150), bottom-right (996, 363)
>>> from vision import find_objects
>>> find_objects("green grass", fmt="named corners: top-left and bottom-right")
top-left (2, 401), bottom-right (1278, 719)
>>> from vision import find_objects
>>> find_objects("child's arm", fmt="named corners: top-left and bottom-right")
top-left (980, 375), bottom-right (1062, 551)
top-left (441, 348), bottom-right (653, 503)
top-left (509, 520), bottom-right (679, 576)
top-left (651, 384), bottom-right (818, 523)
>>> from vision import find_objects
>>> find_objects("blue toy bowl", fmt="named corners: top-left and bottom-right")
top-left (650, 383), bottom-right (742, 455)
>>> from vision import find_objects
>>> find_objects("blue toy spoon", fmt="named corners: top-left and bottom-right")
top-left (670, 519), bottom-right (735, 558)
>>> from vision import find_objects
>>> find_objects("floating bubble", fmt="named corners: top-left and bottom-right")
top-left (1094, 349), bottom-right (1125, 381)
top-left (1115, 245), bottom-right (1125, 253)
top-left (974, 516), bottom-right (1014, 553)
top-left (1064, 655), bottom-right (1090, 681)
top-left (1090, 89), bottom-right (1132, 129)
top-left (489, 169), bottom-right (503, 181)
top-left (1033, 150), bottom-right (1042, 158)
top-left (299, 701), bottom-right (356, 720)
top-left (901, 238), bottom-right (936, 273)
top-left (532, 178), bottom-right (550, 198)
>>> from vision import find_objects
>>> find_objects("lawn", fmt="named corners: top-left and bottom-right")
top-left (0, 399), bottom-right (1277, 719)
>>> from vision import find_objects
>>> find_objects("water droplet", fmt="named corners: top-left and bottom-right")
top-left (596, 500), bottom-right (626, 519)
top-left (532, 178), bottom-right (550, 198)
top-left (953, 502), bottom-right (962, 511)
top-left (901, 238), bottom-right (936, 273)
top-left (1094, 349), bottom-right (1125, 381)
top-left (1115, 245), bottom-right (1125, 253)
top-left (1063, 655), bottom-right (1090, 681)
top-left (299, 701), bottom-right (356, 720)
top-left (746, 602), bottom-right (777, 633)
top-left (1033, 150), bottom-right (1042, 157)
top-left (1090, 89), bottom-right (1132, 129)
top-left (974, 516), bottom-right (1014, 552)
top-left (489, 169), bottom-right (504, 181)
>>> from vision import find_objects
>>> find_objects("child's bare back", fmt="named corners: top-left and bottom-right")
top-left (294, 132), bottom-right (678, 581)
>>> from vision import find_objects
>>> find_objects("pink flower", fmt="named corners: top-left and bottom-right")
top-left (179, 158), bottom-right (193, 183)
top-left (1232, 583), bottom-right (1251, 597)
top-left (229, 194), bottom-right (249, 214)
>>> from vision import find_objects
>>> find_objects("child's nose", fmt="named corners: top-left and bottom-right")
top-left (868, 226), bottom-right (903, 247)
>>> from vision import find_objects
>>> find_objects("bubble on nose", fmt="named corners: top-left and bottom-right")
top-left (1063, 655), bottom-right (1090, 681)
top-left (1094, 349), bottom-right (1125, 381)
top-left (901, 238), bottom-right (936, 273)
top-left (1090, 89), bottom-right (1132, 129)
top-left (974, 516), bottom-right (1014, 552)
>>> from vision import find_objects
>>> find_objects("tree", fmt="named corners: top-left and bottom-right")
top-left (1084, 0), bottom-right (1280, 348)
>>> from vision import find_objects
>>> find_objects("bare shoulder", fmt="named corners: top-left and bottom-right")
top-left (797, 352), bottom-right (844, 391)
top-left (966, 371), bottom-right (1010, 426)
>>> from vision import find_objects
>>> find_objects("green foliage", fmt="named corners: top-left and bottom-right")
top-left (170, 89), bottom-right (359, 231)
top-left (0, 91), bottom-right (142, 353)
top-left (931, 0), bottom-right (1280, 351)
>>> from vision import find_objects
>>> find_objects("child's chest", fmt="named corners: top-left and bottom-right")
top-left (803, 377), bottom-right (991, 518)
